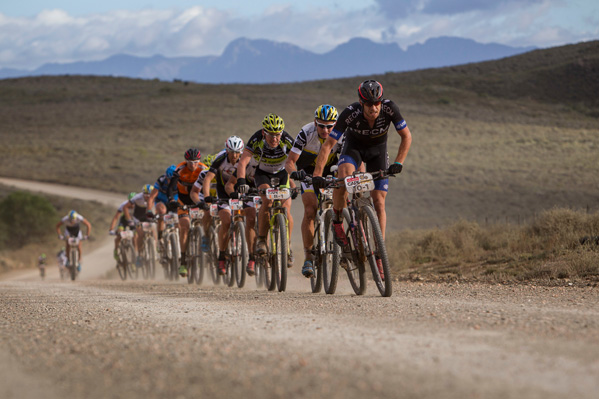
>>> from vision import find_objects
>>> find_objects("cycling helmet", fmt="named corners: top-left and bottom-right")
top-left (184, 148), bottom-right (201, 161)
top-left (262, 113), bottom-right (285, 133)
top-left (358, 79), bottom-right (383, 102)
top-left (142, 184), bottom-right (153, 194)
top-left (314, 104), bottom-right (338, 121)
top-left (225, 136), bottom-right (244, 153)
top-left (68, 210), bottom-right (79, 221)
top-left (165, 164), bottom-right (177, 178)
top-left (41, 253), bottom-right (46, 258)
top-left (128, 192), bottom-right (136, 200)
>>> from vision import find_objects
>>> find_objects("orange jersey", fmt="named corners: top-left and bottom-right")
top-left (174, 161), bottom-right (207, 195)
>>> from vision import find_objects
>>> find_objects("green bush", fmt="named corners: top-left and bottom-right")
top-left (0, 191), bottom-right (58, 248)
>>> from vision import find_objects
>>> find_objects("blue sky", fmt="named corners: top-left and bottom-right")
top-left (1, 0), bottom-right (598, 70)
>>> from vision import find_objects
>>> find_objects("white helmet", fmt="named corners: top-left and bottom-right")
top-left (225, 136), bottom-right (244, 153)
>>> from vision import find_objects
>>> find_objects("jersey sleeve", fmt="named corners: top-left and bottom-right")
top-left (291, 130), bottom-right (308, 155)
top-left (385, 100), bottom-right (407, 131)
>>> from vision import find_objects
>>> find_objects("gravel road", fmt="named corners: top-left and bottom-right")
top-left (1, 178), bottom-right (598, 399)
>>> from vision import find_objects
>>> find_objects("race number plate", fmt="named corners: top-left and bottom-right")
top-left (253, 196), bottom-right (262, 210)
top-left (189, 207), bottom-right (202, 219)
top-left (120, 230), bottom-right (134, 239)
top-left (210, 204), bottom-right (219, 217)
top-left (164, 213), bottom-right (178, 225)
top-left (68, 237), bottom-right (80, 245)
top-left (345, 173), bottom-right (375, 194)
top-left (142, 222), bottom-right (153, 232)
top-left (266, 188), bottom-right (290, 200)
top-left (229, 199), bottom-right (243, 211)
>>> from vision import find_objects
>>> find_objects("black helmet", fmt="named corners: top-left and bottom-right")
top-left (184, 148), bottom-right (201, 161)
top-left (358, 80), bottom-right (383, 102)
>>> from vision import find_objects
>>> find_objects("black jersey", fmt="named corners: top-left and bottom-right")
top-left (330, 100), bottom-right (407, 146)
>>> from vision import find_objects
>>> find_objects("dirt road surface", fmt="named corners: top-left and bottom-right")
top-left (1, 178), bottom-right (598, 399)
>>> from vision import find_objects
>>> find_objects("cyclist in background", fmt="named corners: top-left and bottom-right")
top-left (56, 210), bottom-right (92, 271)
top-left (196, 136), bottom-right (244, 275)
top-left (312, 79), bottom-right (412, 274)
top-left (108, 191), bottom-right (136, 260)
top-left (285, 104), bottom-right (344, 278)
top-left (235, 113), bottom-right (296, 268)
top-left (37, 253), bottom-right (47, 279)
top-left (146, 164), bottom-right (178, 244)
top-left (167, 148), bottom-right (208, 277)
top-left (56, 247), bottom-right (67, 276)
top-left (123, 184), bottom-right (155, 267)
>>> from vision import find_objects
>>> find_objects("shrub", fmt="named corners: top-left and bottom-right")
top-left (0, 191), bottom-right (58, 248)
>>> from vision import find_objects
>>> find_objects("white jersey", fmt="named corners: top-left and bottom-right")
top-left (61, 214), bottom-right (85, 228)
top-left (291, 122), bottom-right (344, 173)
top-left (129, 193), bottom-right (148, 209)
top-left (117, 200), bottom-right (129, 213)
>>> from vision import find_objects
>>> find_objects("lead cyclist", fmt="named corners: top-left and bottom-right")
top-left (312, 80), bottom-right (412, 274)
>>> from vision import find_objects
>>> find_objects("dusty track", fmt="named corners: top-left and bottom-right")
top-left (1, 178), bottom-right (598, 399)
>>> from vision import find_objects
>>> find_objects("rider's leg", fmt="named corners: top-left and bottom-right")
top-left (218, 209), bottom-right (231, 250)
top-left (156, 202), bottom-right (167, 240)
top-left (257, 186), bottom-right (271, 237)
top-left (179, 216), bottom-right (190, 256)
top-left (333, 163), bottom-right (355, 220)
top-left (244, 207), bottom-right (257, 257)
top-left (371, 190), bottom-right (388, 240)
top-left (300, 192), bottom-right (318, 261)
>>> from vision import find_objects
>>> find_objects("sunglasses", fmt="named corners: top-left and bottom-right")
top-left (186, 160), bottom-right (201, 164)
top-left (263, 130), bottom-right (282, 139)
top-left (316, 122), bottom-right (335, 129)
top-left (362, 101), bottom-right (382, 107)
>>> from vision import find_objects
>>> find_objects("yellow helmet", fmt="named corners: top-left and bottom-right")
top-left (262, 113), bottom-right (285, 133)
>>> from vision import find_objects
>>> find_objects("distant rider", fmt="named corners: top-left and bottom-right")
top-left (56, 210), bottom-right (92, 271)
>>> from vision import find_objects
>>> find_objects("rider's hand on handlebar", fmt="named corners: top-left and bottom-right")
top-left (58, 234), bottom-right (65, 240)
top-left (204, 196), bottom-right (215, 204)
top-left (388, 162), bottom-right (403, 175)
top-left (146, 211), bottom-right (155, 219)
top-left (312, 176), bottom-right (326, 191)
top-left (127, 219), bottom-right (135, 227)
top-left (290, 170), bottom-right (306, 181)
top-left (109, 230), bottom-right (116, 236)
top-left (228, 192), bottom-right (239, 199)
top-left (167, 200), bottom-right (179, 212)
top-left (235, 178), bottom-right (250, 194)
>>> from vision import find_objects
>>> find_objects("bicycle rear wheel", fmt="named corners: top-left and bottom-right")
top-left (322, 209), bottom-right (339, 294)
top-left (273, 213), bottom-right (288, 292)
top-left (117, 244), bottom-right (128, 280)
top-left (233, 221), bottom-right (248, 288)
top-left (342, 208), bottom-right (366, 295)
top-left (124, 243), bottom-right (138, 280)
top-left (360, 205), bottom-right (392, 297)
top-left (146, 236), bottom-right (157, 279)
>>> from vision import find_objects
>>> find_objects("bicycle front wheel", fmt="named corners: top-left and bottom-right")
top-left (187, 228), bottom-right (198, 284)
top-left (343, 208), bottom-right (366, 295)
top-left (146, 236), bottom-right (157, 279)
top-left (360, 205), bottom-right (392, 297)
top-left (69, 249), bottom-right (78, 281)
top-left (233, 221), bottom-right (248, 288)
top-left (170, 232), bottom-right (180, 281)
top-left (273, 213), bottom-right (288, 292)
top-left (209, 226), bottom-right (221, 285)
top-left (322, 208), bottom-right (339, 294)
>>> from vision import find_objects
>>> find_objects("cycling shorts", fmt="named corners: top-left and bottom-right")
top-left (254, 168), bottom-right (290, 189)
top-left (339, 139), bottom-right (389, 192)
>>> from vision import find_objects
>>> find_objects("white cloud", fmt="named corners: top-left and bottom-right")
top-left (0, 2), bottom-right (596, 71)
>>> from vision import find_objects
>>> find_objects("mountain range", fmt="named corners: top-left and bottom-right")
top-left (0, 36), bottom-right (536, 83)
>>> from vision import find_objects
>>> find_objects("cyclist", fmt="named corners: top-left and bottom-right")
top-left (235, 113), bottom-right (296, 267)
top-left (37, 253), bottom-right (46, 279)
top-left (312, 80), bottom-right (412, 274)
top-left (123, 185), bottom-right (155, 267)
top-left (56, 210), bottom-right (92, 271)
top-left (225, 154), bottom-right (260, 276)
top-left (191, 136), bottom-right (244, 275)
top-left (285, 104), bottom-right (345, 278)
top-left (108, 192), bottom-right (136, 260)
top-left (167, 148), bottom-right (208, 277)
top-left (146, 165), bottom-right (178, 245)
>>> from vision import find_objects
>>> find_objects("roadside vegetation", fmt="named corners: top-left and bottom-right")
top-left (1, 40), bottom-right (598, 282)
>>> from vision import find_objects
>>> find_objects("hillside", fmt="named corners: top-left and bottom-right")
top-left (1, 40), bottom-right (598, 231)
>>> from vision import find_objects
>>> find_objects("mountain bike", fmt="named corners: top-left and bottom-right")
top-left (186, 205), bottom-right (206, 285)
top-left (116, 228), bottom-right (137, 280)
top-left (225, 196), bottom-right (252, 288)
top-left (257, 179), bottom-right (300, 292)
top-left (160, 211), bottom-right (181, 281)
top-left (326, 170), bottom-right (395, 297)
top-left (64, 235), bottom-right (88, 281)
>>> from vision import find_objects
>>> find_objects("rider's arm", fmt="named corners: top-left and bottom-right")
top-left (225, 175), bottom-right (237, 197)
top-left (312, 136), bottom-right (336, 177)
top-left (55, 220), bottom-right (64, 237)
top-left (146, 188), bottom-right (159, 212)
top-left (394, 125), bottom-right (412, 164)
top-left (190, 183), bottom-right (202, 204)
top-left (82, 218), bottom-right (92, 237)
top-left (284, 151), bottom-right (300, 174)
top-left (109, 210), bottom-right (121, 231)
top-left (201, 171), bottom-right (216, 198)
top-left (123, 201), bottom-right (133, 222)
top-left (235, 150), bottom-right (252, 180)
